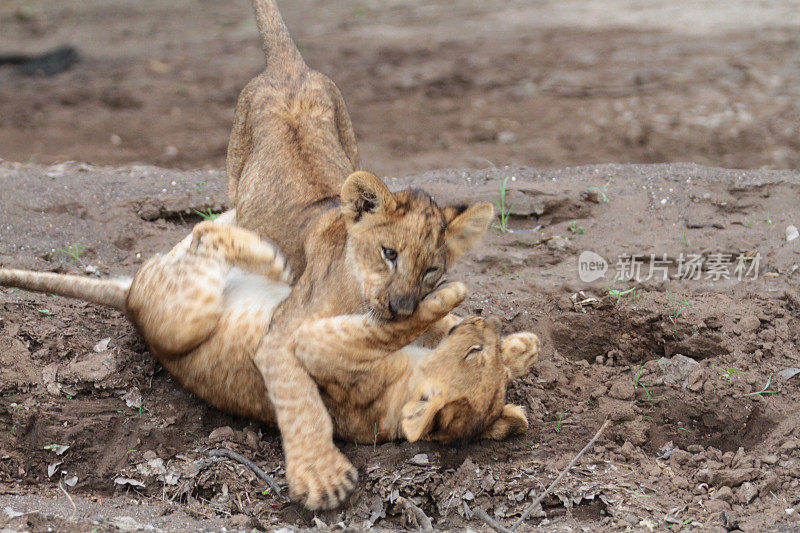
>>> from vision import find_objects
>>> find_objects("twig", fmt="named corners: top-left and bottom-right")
top-left (466, 420), bottom-right (611, 533)
top-left (511, 419), bottom-right (611, 530)
top-left (465, 504), bottom-right (514, 533)
top-left (206, 448), bottom-right (282, 494)
top-left (58, 479), bottom-right (77, 519)
top-left (396, 496), bottom-right (433, 531)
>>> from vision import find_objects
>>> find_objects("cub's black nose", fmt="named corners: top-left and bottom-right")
top-left (388, 294), bottom-right (417, 318)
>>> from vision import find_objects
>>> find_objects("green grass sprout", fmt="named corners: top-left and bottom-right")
top-left (194, 209), bottom-right (220, 221)
top-left (747, 374), bottom-right (777, 400)
top-left (494, 175), bottom-right (512, 232)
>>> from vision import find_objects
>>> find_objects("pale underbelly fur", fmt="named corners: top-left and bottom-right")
top-left (160, 269), bottom-right (291, 423)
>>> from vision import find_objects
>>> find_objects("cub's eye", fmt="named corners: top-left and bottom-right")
top-left (382, 247), bottom-right (398, 262)
top-left (464, 344), bottom-right (483, 359)
top-left (424, 266), bottom-right (439, 277)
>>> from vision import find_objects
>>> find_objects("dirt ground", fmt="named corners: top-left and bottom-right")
top-left (3, 0), bottom-right (800, 531)
top-left (2, 161), bottom-right (800, 532)
top-left (1, 0), bottom-right (800, 175)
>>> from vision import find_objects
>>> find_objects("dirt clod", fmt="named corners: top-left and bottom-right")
top-left (715, 486), bottom-right (736, 504)
top-left (702, 468), bottom-right (761, 488)
top-left (608, 380), bottom-right (635, 401)
top-left (670, 449), bottom-right (692, 467)
top-left (737, 482), bottom-right (758, 504)
top-left (208, 426), bottom-right (235, 443)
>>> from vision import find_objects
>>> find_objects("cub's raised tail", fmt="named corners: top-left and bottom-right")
top-left (252, 0), bottom-right (305, 69)
top-left (0, 269), bottom-right (130, 311)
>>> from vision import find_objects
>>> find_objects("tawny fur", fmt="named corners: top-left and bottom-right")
top-left (208, 0), bottom-right (503, 509)
top-left (0, 221), bottom-right (541, 510)
top-left (227, 0), bottom-right (359, 275)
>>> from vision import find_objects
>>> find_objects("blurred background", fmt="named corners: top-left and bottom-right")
top-left (1, 0), bottom-right (798, 176)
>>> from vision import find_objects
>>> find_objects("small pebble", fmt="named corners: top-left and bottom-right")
top-left (208, 426), bottom-right (235, 442)
top-left (705, 499), bottom-right (731, 513)
top-left (547, 236), bottom-right (568, 252)
top-left (737, 481), bottom-right (758, 504)
top-left (497, 131), bottom-right (517, 144)
top-left (722, 451), bottom-right (735, 466)
top-left (409, 453), bottom-right (429, 466)
top-left (786, 225), bottom-right (799, 242)
top-left (778, 368), bottom-right (800, 380)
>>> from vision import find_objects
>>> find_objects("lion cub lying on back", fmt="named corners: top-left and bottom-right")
top-left (1, 221), bottom-right (540, 509)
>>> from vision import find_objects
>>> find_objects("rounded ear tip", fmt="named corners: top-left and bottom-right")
top-left (344, 170), bottom-right (377, 182)
top-left (341, 171), bottom-right (375, 194)
top-left (485, 316), bottom-right (502, 331)
top-left (474, 201), bottom-right (494, 221)
top-left (341, 171), bottom-right (394, 217)
top-left (400, 399), bottom-right (436, 443)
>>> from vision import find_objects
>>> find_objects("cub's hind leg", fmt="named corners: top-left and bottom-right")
top-left (126, 254), bottom-right (225, 357)
top-left (166, 210), bottom-right (236, 259)
top-left (127, 254), bottom-right (226, 358)
top-left (129, 221), bottom-right (291, 358)
top-left (191, 221), bottom-right (292, 283)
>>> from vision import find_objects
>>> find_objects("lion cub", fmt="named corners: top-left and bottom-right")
top-left (1, 220), bottom-right (540, 509)
top-left (223, 0), bottom-right (495, 321)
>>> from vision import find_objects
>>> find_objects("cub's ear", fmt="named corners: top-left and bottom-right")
top-left (443, 202), bottom-right (494, 264)
top-left (480, 404), bottom-right (528, 440)
top-left (501, 332), bottom-right (541, 381)
top-left (402, 396), bottom-right (478, 443)
top-left (341, 171), bottom-right (396, 222)
top-left (401, 394), bottom-right (445, 442)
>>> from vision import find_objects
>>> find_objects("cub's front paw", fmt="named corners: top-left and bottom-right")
top-left (286, 448), bottom-right (358, 510)
top-left (417, 281), bottom-right (467, 322)
top-left (501, 332), bottom-right (541, 380)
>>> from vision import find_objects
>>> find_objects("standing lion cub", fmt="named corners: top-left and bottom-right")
top-left (1, 214), bottom-right (540, 510)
